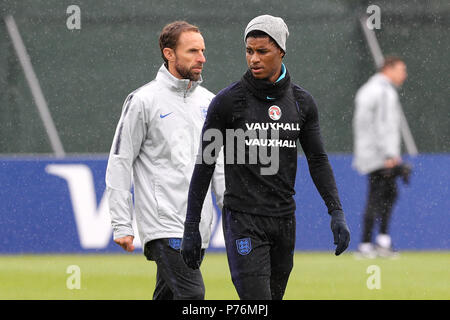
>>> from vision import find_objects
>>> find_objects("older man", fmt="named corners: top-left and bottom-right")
top-left (106, 21), bottom-right (225, 300)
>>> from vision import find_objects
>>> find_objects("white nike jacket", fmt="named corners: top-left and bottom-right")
top-left (105, 64), bottom-right (225, 249)
top-left (352, 73), bottom-right (402, 175)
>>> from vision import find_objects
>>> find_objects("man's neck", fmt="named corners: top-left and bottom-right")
top-left (268, 63), bottom-right (285, 83)
top-left (167, 64), bottom-right (182, 80)
top-left (268, 65), bottom-right (282, 83)
top-left (380, 72), bottom-right (398, 88)
top-left (166, 64), bottom-right (193, 89)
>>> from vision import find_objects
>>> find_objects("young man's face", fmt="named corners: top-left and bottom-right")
top-left (167, 31), bottom-right (206, 81)
top-left (246, 36), bottom-right (284, 82)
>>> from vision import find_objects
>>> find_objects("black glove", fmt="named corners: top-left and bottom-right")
top-left (378, 163), bottom-right (412, 185)
top-left (393, 163), bottom-right (412, 185)
top-left (330, 210), bottom-right (350, 256)
top-left (181, 221), bottom-right (202, 270)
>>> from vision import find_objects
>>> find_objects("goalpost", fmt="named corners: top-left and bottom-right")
top-left (4, 15), bottom-right (66, 158)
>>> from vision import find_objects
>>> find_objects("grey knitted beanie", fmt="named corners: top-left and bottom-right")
top-left (244, 15), bottom-right (289, 52)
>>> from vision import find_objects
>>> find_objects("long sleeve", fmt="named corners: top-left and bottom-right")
top-left (353, 89), bottom-right (372, 146)
top-left (299, 94), bottom-right (342, 214)
top-left (186, 94), bottom-right (227, 223)
top-left (211, 147), bottom-right (225, 210)
top-left (353, 74), bottom-right (402, 174)
top-left (105, 94), bottom-right (147, 239)
top-left (375, 89), bottom-right (401, 159)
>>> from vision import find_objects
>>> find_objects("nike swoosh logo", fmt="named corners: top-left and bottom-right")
top-left (266, 96), bottom-right (275, 100)
top-left (159, 112), bottom-right (173, 118)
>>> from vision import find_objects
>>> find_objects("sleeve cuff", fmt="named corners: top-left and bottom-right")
top-left (113, 226), bottom-right (134, 240)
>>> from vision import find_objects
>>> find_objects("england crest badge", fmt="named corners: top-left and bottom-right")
top-left (236, 238), bottom-right (252, 255)
top-left (169, 238), bottom-right (181, 250)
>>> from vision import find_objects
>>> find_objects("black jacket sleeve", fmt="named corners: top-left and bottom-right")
top-left (298, 92), bottom-right (343, 214)
top-left (185, 93), bottom-right (227, 223)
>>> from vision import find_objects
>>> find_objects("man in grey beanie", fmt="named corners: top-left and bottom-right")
top-left (244, 14), bottom-right (289, 53)
top-left (182, 14), bottom-right (350, 299)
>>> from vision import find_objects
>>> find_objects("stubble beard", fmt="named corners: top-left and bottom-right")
top-left (175, 61), bottom-right (202, 82)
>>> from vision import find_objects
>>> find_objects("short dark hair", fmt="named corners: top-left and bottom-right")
top-left (159, 21), bottom-right (200, 66)
top-left (245, 30), bottom-right (284, 55)
top-left (381, 56), bottom-right (404, 71)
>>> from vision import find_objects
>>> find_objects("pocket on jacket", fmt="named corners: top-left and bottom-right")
top-left (154, 179), bottom-right (180, 220)
top-left (154, 180), bottom-right (168, 219)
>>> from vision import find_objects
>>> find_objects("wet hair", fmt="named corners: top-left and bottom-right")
top-left (159, 21), bottom-right (200, 67)
top-left (380, 56), bottom-right (404, 71)
top-left (245, 30), bottom-right (285, 56)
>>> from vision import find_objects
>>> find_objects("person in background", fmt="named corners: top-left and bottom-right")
top-left (353, 56), bottom-right (409, 258)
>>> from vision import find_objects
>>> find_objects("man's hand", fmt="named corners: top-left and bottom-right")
top-left (330, 210), bottom-right (350, 256)
top-left (384, 156), bottom-right (402, 169)
top-left (114, 235), bottom-right (135, 252)
top-left (181, 221), bottom-right (202, 269)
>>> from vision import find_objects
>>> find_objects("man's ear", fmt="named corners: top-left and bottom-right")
top-left (163, 47), bottom-right (175, 63)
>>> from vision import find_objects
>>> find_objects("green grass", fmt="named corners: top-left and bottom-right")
top-left (0, 252), bottom-right (448, 299)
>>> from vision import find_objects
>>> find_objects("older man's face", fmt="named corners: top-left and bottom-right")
top-left (172, 31), bottom-right (206, 81)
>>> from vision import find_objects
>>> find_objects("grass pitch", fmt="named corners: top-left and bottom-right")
top-left (0, 252), bottom-right (448, 300)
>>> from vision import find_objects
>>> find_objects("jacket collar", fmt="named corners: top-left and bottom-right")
top-left (156, 64), bottom-right (202, 97)
top-left (240, 63), bottom-right (291, 101)
top-left (374, 73), bottom-right (397, 90)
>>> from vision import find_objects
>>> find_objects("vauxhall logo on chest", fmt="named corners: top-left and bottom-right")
top-left (268, 105), bottom-right (282, 121)
top-left (198, 104), bottom-right (301, 175)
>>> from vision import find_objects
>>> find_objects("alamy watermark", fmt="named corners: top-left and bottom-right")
top-left (366, 265), bottom-right (381, 290)
top-left (66, 265), bottom-right (81, 290)
top-left (170, 122), bottom-right (300, 176)
top-left (66, 5), bottom-right (81, 30)
top-left (199, 127), bottom-right (285, 176)
top-left (366, 5), bottom-right (381, 30)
